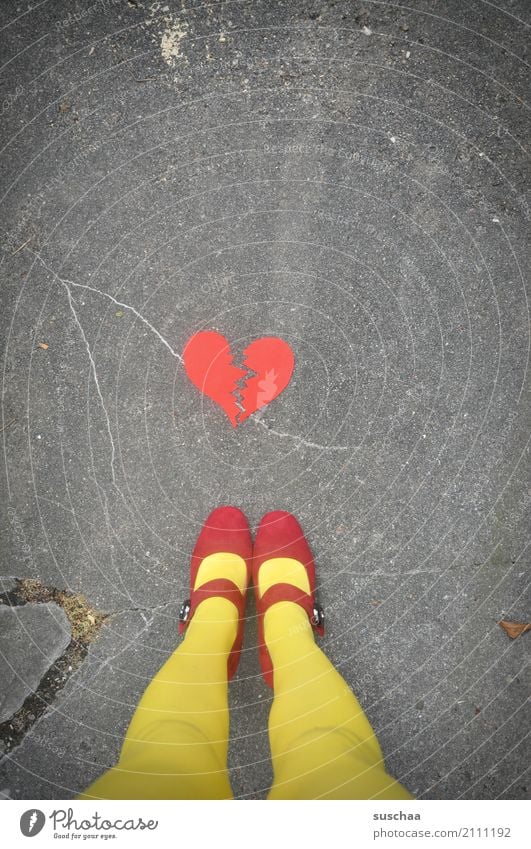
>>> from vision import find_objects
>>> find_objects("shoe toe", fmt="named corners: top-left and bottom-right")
top-left (254, 510), bottom-right (312, 569)
top-left (193, 506), bottom-right (252, 561)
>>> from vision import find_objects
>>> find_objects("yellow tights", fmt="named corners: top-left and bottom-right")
top-left (80, 554), bottom-right (412, 800)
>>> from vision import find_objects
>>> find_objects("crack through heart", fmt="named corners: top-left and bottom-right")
top-left (183, 331), bottom-right (295, 427)
top-left (232, 363), bottom-right (258, 423)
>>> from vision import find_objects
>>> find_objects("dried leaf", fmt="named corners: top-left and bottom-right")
top-left (115, 310), bottom-right (124, 318)
top-left (498, 620), bottom-right (531, 640)
top-left (37, 342), bottom-right (49, 350)
top-left (87, 613), bottom-right (96, 625)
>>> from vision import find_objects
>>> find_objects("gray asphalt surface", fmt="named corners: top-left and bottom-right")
top-left (0, 0), bottom-right (529, 800)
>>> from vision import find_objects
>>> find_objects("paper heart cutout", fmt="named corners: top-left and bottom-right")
top-left (183, 331), bottom-right (295, 427)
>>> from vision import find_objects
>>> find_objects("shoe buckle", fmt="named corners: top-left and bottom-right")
top-left (311, 602), bottom-right (324, 628)
top-left (179, 599), bottom-right (191, 623)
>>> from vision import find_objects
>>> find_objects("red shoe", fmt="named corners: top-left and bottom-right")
top-left (252, 510), bottom-right (324, 688)
top-left (178, 506), bottom-right (252, 679)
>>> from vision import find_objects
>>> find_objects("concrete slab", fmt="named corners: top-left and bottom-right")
top-left (0, 603), bottom-right (71, 723)
top-left (0, 608), bottom-right (179, 798)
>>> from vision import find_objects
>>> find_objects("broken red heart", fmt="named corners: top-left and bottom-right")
top-left (183, 331), bottom-right (295, 427)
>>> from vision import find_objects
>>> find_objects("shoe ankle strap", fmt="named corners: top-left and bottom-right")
top-left (179, 578), bottom-right (245, 633)
top-left (258, 583), bottom-right (325, 635)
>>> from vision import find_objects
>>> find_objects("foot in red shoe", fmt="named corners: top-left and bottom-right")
top-left (252, 511), bottom-right (324, 687)
top-left (179, 506), bottom-right (252, 679)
